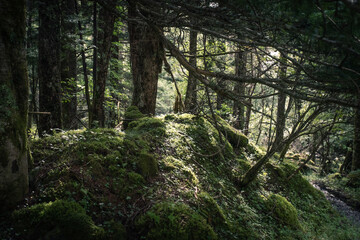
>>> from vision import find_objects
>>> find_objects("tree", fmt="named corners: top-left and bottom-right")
top-left (61, 0), bottom-right (77, 129)
top-left (233, 47), bottom-right (247, 130)
top-left (38, 0), bottom-right (62, 135)
top-left (128, 1), bottom-right (164, 115)
top-left (273, 53), bottom-right (287, 151)
top-left (90, 2), bottom-right (116, 127)
top-left (0, 0), bottom-right (29, 210)
top-left (184, 30), bottom-right (198, 113)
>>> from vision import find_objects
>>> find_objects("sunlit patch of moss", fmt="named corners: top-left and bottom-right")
top-left (266, 194), bottom-right (301, 230)
top-left (12, 200), bottom-right (104, 240)
top-left (136, 202), bottom-right (218, 240)
top-left (127, 117), bottom-right (166, 137)
top-left (162, 156), bottom-right (199, 185)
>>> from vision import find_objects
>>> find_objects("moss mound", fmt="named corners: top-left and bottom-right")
top-left (4, 114), bottom-right (358, 240)
top-left (136, 202), bottom-right (217, 240)
top-left (123, 106), bottom-right (145, 129)
top-left (12, 200), bottom-right (104, 240)
top-left (266, 194), bottom-right (301, 229)
top-left (347, 170), bottom-right (360, 187)
top-left (136, 151), bottom-right (158, 178)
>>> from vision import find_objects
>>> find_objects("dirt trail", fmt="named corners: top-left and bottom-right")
top-left (312, 182), bottom-right (360, 226)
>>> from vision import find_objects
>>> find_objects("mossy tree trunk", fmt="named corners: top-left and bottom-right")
top-left (128, 2), bottom-right (164, 115)
top-left (90, 3), bottom-right (116, 127)
top-left (0, 0), bottom-right (29, 211)
top-left (273, 54), bottom-right (287, 151)
top-left (61, 0), bottom-right (77, 129)
top-left (233, 47), bottom-right (247, 130)
top-left (38, 0), bottom-right (62, 135)
top-left (184, 30), bottom-right (198, 113)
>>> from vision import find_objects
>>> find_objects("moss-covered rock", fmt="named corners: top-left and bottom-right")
top-left (266, 194), bottom-right (301, 229)
top-left (12, 200), bottom-right (104, 240)
top-left (136, 202), bottom-right (217, 240)
top-left (136, 151), bottom-right (158, 178)
top-left (123, 106), bottom-right (145, 129)
top-left (197, 192), bottom-right (227, 227)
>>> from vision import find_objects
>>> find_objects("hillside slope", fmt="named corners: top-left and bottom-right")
top-left (1, 113), bottom-right (359, 239)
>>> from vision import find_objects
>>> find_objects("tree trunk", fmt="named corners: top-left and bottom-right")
top-left (273, 54), bottom-right (287, 151)
top-left (233, 48), bottom-right (246, 130)
top-left (91, 3), bottom-right (116, 127)
top-left (0, 0), bottom-right (29, 210)
top-left (89, 0), bottom-right (98, 126)
top-left (184, 30), bottom-right (198, 113)
top-left (128, 2), bottom-right (164, 115)
top-left (352, 101), bottom-right (360, 171)
top-left (61, 0), bottom-right (77, 129)
top-left (38, 0), bottom-right (62, 135)
top-left (75, 0), bottom-right (91, 123)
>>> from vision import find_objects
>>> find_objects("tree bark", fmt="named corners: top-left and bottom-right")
top-left (89, 0), bottom-right (98, 126)
top-left (61, 0), bottom-right (77, 129)
top-left (184, 30), bottom-right (198, 113)
top-left (91, 3), bottom-right (116, 127)
top-left (0, 0), bottom-right (29, 210)
top-left (38, 0), bottom-right (62, 135)
top-left (128, 2), bottom-right (164, 115)
top-left (273, 54), bottom-right (287, 151)
top-left (233, 47), bottom-right (246, 130)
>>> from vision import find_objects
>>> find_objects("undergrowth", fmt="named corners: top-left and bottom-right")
top-left (1, 111), bottom-right (359, 240)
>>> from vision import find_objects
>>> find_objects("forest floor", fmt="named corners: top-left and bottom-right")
top-left (1, 113), bottom-right (360, 239)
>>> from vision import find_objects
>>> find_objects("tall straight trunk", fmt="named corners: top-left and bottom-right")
top-left (91, 3), bottom-right (116, 127)
top-left (75, 0), bottom-right (91, 119)
top-left (0, 0), bottom-right (29, 210)
top-left (89, 0), bottom-right (98, 126)
top-left (38, 0), bottom-right (62, 135)
top-left (233, 47), bottom-right (246, 130)
top-left (61, 0), bottom-right (77, 129)
top-left (273, 54), bottom-right (287, 151)
top-left (184, 30), bottom-right (198, 113)
top-left (128, 2), bottom-right (164, 115)
top-left (352, 98), bottom-right (360, 171)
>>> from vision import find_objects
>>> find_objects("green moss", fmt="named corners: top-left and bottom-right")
top-left (123, 106), bottom-right (145, 129)
top-left (266, 162), bottom-right (321, 198)
top-left (215, 116), bottom-right (248, 149)
top-left (136, 202), bottom-right (217, 240)
top-left (197, 192), bottom-right (227, 227)
top-left (266, 194), bottom-right (301, 229)
top-left (136, 151), bottom-right (158, 178)
top-left (12, 200), bottom-right (104, 240)
top-left (128, 117), bottom-right (166, 136)
top-left (347, 170), bottom-right (360, 187)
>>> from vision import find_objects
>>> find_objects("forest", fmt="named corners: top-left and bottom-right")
top-left (1, 0), bottom-right (360, 239)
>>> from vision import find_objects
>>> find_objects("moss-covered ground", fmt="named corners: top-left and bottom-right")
top-left (1, 112), bottom-right (359, 239)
